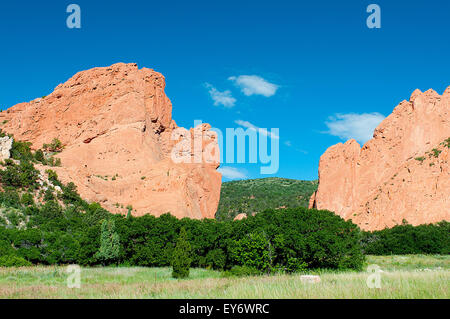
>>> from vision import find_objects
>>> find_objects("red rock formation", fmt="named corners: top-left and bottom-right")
top-left (233, 213), bottom-right (247, 221)
top-left (310, 87), bottom-right (450, 230)
top-left (0, 63), bottom-right (222, 219)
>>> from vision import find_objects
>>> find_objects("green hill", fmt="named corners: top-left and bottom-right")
top-left (215, 177), bottom-right (318, 221)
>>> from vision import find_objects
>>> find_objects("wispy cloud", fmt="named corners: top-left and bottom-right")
top-left (284, 140), bottom-right (308, 154)
top-left (324, 112), bottom-right (385, 144)
top-left (218, 166), bottom-right (247, 179)
top-left (205, 83), bottom-right (236, 107)
top-left (229, 75), bottom-right (279, 97)
top-left (234, 120), bottom-right (279, 140)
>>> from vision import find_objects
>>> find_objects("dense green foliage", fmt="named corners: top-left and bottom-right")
top-left (0, 136), bottom-right (363, 273)
top-left (95, 219), bottom-right (120, 265)
top-left (172, 227), bottom-right (192, 278)
top-left (361, 221), bottom-right (449, 255)
top-left (0, 159), bottom-right (39, 189)
top-left (0, 134), bottom-right (447, 276)
top-left (222, 265), bottom-right (263, 277)
top-left (0, 190), bottom-right (365, 272)
top-left (0, 254), bottom-right (31, 267)
top-left (0, 143), bottom-right (364, 272)
top-left (10, 140), bottom-right (35, 162)
top-left (216, 177), bottom-right (318, 221)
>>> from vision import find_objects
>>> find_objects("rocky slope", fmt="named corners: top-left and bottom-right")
top-left (0, 63), bottom-right (222, 219)
top-left (310, 87), bottom-right (450, 230)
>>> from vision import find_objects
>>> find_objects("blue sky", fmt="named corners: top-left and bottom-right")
top-left (1, 0), bottom-right (449, 181)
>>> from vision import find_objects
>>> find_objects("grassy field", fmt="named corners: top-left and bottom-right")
top-left (0, 255), bottom-right (448, 299)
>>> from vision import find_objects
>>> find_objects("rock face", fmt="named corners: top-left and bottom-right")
top-left (0, 63), bottom-right (222, 219)
top-left (310, 87), bottom-right (450, 230)
top-left (0, 136), bottom-right (13, 160)
top-left (233, 213), bottom-right (247, 221)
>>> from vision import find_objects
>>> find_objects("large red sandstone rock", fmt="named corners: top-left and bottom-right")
top-left (0, 63), bottom-right (222, 219)
top-left (310, 87), bottom-right (450, 230)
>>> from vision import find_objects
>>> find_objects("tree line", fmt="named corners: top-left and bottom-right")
top-left (0, 132), bottom-right (447, 275)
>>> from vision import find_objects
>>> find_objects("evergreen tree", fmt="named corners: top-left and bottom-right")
top-left (95, 219), bottom-right (120, 265)
top-left (126, 205), bottom-right (133, 219)
top-left (172, 227), bottom-right (192, 279)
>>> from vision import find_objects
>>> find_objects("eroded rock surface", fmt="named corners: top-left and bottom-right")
top-left (0, 63), bottom-right (222, 219)
top-left (310, 88), bottom-right (450, 230)
top-left (0, 136), bottom-right (13, 160)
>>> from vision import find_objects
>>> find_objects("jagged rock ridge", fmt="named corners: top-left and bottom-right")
top-left (310, 87), bottom-right (450, 230)
top-left (0, 63), bottom-right (222, 219)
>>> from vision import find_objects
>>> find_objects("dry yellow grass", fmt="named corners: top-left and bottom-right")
top-left (0, 255), bottom-right (448, 299)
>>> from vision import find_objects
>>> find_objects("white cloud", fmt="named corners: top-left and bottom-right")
top-left (284, 140), bottom-right (292, 147)
top-left (229, 75), bottom-right (279, 97)
top-left (218, 166), bottom-right (247, 179)
top-left (205, 83), bottom-right (236, 107)
top-left (324, 112), bottom-right (385, 144)
top-left (234, 120), bottom-right (279, 140)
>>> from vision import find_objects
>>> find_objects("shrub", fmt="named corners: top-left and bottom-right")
top-left (61, 182), bottom-right (83, 206)
top-left (44, 188), bottom-right (56, 202)
top-left (43, 138), bottom-right (64, 153)
top-left (47, 157), bottom-right (62, 167)
top-left (21, 193), bottom-right (35, 206)
top-left (441, 137), bottom-right (450, 148)
top-left (0, 189), bottom-right (21, 208)
top-left (0, 255), bottom-right (32, 267)
top-left (0, 237), bottom-right (14, 256)
top-left (0, 159), bottom-right (39, 189)
top-left (46, 169), bottom-right (62, 187)
top-left (361, 221), bottom-right (449, 255)
top-left (430, 148), bottom-right (441, 158)
top-left (206, 248), bottom-right (227, 270)
top-left (285, 257), bottom-right (308, 273)
top-left (34, 149), bottom-right (46, 164)
top-left (222, 265), bottom-right (261, 277)
top-left (172, 227), bottom-right (192, 279)
top-left (10, 140), bottom-right (34, 162)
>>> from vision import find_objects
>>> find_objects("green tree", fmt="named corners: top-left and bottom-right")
top-left (10, 140), bottom-right (34, 161)
top-left (230, 231), bottom-right (273, 273)
top-left (0, 159), bottom-right (39, 189)
top-left (126, 205), bottom-right (133, 219)
top-left (172, 227), bottom-right (192, 279)
top-left (95, 219), bottom-right (120, 265)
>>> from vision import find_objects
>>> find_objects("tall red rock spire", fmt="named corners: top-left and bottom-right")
top-left (310, 87), bottom-right (450, 230)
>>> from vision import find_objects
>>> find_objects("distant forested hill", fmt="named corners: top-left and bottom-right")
top-left (215, 178), bottom-right (318, 220)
